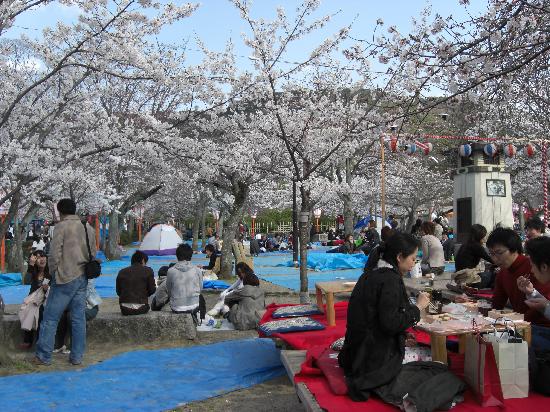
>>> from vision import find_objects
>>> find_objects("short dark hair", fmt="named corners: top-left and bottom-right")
top-left (380, 227), bottom-right (395, 242)
top-left (176, 243), bottom-right (193, 261)
top-left (486, 227), bottom-right (523, 254)
top-left (205, 244), bottom-right (215, 253)
top-left (525, 217), bottom-right (545, 233)
top-left (57, 198), bottom-right (76, 215)
top-left (421, 221), bottom-right (435, 235)
top-left (469, 224), bottom-right (487, 243)
top-left (525, 237), bottom-right (550, 270)
top-left (131, 251), bottom-right (148, 264)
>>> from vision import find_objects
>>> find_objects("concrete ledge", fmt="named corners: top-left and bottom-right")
top-left (1, 310), bottom-right (196, 350)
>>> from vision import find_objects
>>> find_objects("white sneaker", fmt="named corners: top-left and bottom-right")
top-left (62, 348), bottom-right (71, 355)
top-left (53, 345), bottom-right (66, 354)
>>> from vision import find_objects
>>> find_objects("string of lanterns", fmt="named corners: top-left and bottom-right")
top-left (458, 142), bottom-right (536, 158)
top-left (386, 135), bottom-right (538, 159)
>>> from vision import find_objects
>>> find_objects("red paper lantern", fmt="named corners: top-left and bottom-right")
top-left (503, 144), bottom-right (517, 157)
top-left (523, 143), bottom-right (536, 158)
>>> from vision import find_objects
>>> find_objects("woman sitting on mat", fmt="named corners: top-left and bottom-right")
top-left (207, 261), bottom-right (248, 316)
top-left (338, 233), bottom-right (430, 401)
top-left (224, 265), bottom-right (265, 330)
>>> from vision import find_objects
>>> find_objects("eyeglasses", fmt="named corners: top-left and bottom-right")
top-left (488, 249), bottom-right (508, 257)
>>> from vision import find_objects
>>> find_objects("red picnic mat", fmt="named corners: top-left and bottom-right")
top-left (295, 350), bottom-right (550, 412)
top-left (258, 302), bottom-right (348, 349)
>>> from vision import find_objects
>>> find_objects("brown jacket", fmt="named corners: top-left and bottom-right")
top-left (49, 215), bottom-right (96, 284)
top-left (116, 263), bottom-right (156, 305)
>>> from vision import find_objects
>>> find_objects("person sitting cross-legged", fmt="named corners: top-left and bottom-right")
top-left (167, 243), bottom-right (204, 325)
top-left (116, 251), bottom-right (156, 316)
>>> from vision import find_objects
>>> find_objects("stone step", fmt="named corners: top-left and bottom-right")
top-left (1, 310), bottom-right (196, 350)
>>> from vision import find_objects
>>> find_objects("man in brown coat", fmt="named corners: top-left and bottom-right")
top-left (35, 199), bottom-right (96, 366)
top-left (116, 251), bottom-right (156, 315)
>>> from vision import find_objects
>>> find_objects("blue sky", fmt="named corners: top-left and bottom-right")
top-left (6, 0), bottom-right (488, 69)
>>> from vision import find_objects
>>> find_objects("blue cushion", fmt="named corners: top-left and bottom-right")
top-left (271, 304), bottom-right (323, 318)
top-left (259, 317), bottom-right (325, 336)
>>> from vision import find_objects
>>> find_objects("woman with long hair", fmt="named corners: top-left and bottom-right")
top-left (20, 250), bottom-right (51, 349)
top-left (339, 233), bottom-right (430, 401)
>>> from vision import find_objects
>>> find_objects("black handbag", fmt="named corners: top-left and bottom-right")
top-left (533, 350), bottom-right (550, 396)
top-left (82, 221), bottom-right (101, 279)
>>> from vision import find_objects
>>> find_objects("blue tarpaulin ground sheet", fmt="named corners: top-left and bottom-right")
top-left (0, 338), bottom-right (284, 412)
top-left (277, 252), bottom-right (369, 271)
top-left (0, 252), bottom-right (227, 304)
top-left (259, 271), bottom-right (362, 290)
top-left (0, 273), bottom-right (21, 287)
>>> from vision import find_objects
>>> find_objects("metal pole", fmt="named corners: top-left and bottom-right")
top-left (380, 135), bottom-right (387, 224)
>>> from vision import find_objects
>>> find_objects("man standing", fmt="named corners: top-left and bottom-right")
top-left (167, 244), bottom-right (203, 324)
top-left (34, 199), bottom-right (95, 366)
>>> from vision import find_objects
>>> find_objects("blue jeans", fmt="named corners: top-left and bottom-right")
top-left (532, 325), bottom-right (550, 352)
top-left (36, 274), bottom-right (88, 364)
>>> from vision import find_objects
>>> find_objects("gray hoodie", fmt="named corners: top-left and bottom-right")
top-left (166, 261), bottom-right (203, 311)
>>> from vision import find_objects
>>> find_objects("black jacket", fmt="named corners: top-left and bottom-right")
top-left (454, 241), bottom-right (493, 271)
top-left (116, 263), bottom-right (156, 305)
top-left (338, 265), bottom-right (420, 401)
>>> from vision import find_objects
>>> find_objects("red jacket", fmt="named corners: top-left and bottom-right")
top-left (492, 254), bottom-right (550, 326)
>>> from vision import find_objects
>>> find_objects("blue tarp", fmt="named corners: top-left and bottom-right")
top-left (259, 271), bottom-right (362, 290)
top-left (0, 253), bottom-right (227, 304)
top-left (0, 273), bottom-right (21, 287)
top-left (0, 338), bottom-right (284, 411)
top-left (278, 252), bottom-right (368, 271)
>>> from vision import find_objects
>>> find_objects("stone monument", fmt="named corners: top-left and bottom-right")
top-left (453, 142), bottom-right (514, 244)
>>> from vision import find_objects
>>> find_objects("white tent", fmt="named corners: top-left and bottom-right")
top-left (139, 224), bottom-right (183, 256)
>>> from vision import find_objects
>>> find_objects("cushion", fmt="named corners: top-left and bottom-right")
top-left (317, 348), bottom-right (348, 395)
top-left (272, 304), bottom-right (323, 318)
top-left (330, 337), bottom-right (345, 351)
top-left (258, 317), bottom-right (325, 336)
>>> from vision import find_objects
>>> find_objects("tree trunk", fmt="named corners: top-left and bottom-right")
top-left (299, 186), bottom-right (311, 304)
top-left (105, 211), bottom-right (120, 260)
top-left (191, 209), bottom-right (201, 252)
top-left (200, 207), bottom-right (207, 251)
top-left (128, 215), bottom-right (135, 240)
top-left (343, 193), bottom-right (354, 235)
top-left (292, 180), bottom-right (299, 264)
top-left (0, 189), bottom-right (20, 244)
top-left (13, 218), bottom-right (25, 275)
top-left (218, 212), bottom-right (224, 237)
top-left (101, 213), bottom-right (107, 252)
top-left (343, 158), bottom-right (355, 234)
top-left (220, 181), bottom-right (249, 279)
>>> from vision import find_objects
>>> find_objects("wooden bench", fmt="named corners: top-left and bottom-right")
top-left (281, 350), bottom-right (323, 412)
